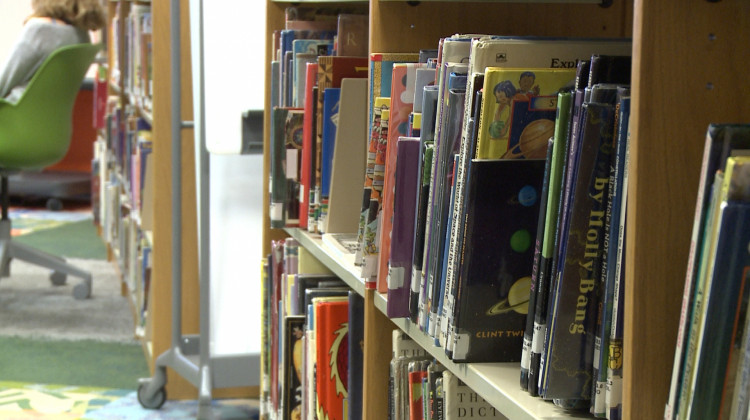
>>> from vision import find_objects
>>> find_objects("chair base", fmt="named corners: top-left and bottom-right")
top-left (0, 219), bottom-right (92, 299)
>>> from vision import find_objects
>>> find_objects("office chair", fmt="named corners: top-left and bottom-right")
top-left (0, 43), bottom-right (101, 299)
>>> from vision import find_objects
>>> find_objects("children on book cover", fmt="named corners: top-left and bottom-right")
top-left (476, 68), bottom-right (575, 160)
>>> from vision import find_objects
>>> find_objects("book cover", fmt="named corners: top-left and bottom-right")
top-left (665, 124), bottom-right (750, 420)
top-left (377, 62), bottom-right (427, 293)
top-left (410, 85), bottom-right (439, 324)
top-left (442, 370), bottom-right (507, 419)
top-left (451, 159), bottom-right (545, 363)
top-left (386, 137), bottom-right (421, 318)
top-left (270, 107), bottom-right (304, 228)
top-left (314, 297), bottom-right (350, 420)
top-left (292, 39), bottom-right (333, 107)
top-left (316, 56), bottom-right (369, 228)
top-left (325, 78), bottom-right (368, 235)
top-left (475, 68), bottom-right (575, 160)
top-left (300, 63), bottom-right (318, 230)
top-left (360, 108), bottom-right (390, 281)
top-left (293, 274), bottom-right (344, 316)
top-left (355, 97), bottom-right (390, 265)
top-left (368, 53), bottom-right (421, 129)
top-left (587, 55), bottom-right (632, 88)
top-left (348, 291), bottom-right (365, 420)
top-left (541, 101), bottom-right (616, 401)
top-left (320, 87), bottom-right (342, 205)
top-left (408, 360), bottom-right (429, 420)
top-left (688, 199), bottom-right (750, 420)
top-left (336, 14), bottom-right (368, 57)
top-left (282, 315), bottom-right (306, 420)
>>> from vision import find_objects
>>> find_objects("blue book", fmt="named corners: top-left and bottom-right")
top-left (320, 88), bottom-right (341, 199)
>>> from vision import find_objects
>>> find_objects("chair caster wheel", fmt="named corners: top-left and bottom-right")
top-left (46, 198), bottom-right (63, 211)
top-left (138, 383), bottom-right (167, 410)
top-left (72, 282), bottom-right (90, 299)
top-left (50, 271), bottom-right (67, 286)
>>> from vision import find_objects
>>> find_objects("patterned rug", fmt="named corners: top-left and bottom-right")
top-left (0, 382), bottom-right (259, 420)
top-left (9, 207), bottom-right (92, 237)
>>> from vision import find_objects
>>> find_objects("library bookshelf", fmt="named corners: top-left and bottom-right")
top-left (101, 0), bottom-right (254, 400)
top-left (262, 0), bottom-right (750, 419)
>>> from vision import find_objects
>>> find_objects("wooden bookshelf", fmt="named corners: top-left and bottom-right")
top-left (263, 0), bottom-right (750, 419)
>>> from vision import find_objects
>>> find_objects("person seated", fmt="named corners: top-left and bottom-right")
top-left (0, 0), bottom-right (105, 103)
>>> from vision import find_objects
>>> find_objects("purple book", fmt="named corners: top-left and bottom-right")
top-left (386, 137), bottom-right (421, 318)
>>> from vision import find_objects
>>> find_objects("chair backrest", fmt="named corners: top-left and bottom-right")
top-left (0, 43), bottom-right (101, 170)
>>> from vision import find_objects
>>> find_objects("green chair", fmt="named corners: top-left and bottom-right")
top-left (0, 43), bottom-right (101, 299)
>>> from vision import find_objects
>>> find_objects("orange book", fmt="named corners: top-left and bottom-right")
top-left (314, 297), bottom-right (349, 420)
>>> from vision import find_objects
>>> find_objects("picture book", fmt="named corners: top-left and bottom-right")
top-left (300, 62), bottom-right (318, 230)
top-left (665, 124), bottom-right (750, 420)
top-left (316, 56), bottom-right (369, 226)
top-left (687, 199), bottom-right (750, 420)
top-left (386, 137), bottom-right (421, 318)
top-left (409, 85), bottom-right (439, 324)
top-left (450, 158), bottom-right (545, 363)
top-left (324, 78), bottom-right (368, 235)
top-left (292, 38), bottom-right (333, 107)
top-left (475, 67), bottom-right (575, 160)
top-left (270, 107), bottom-right (304, 228)
top-left (292, 274), bottom-right (344, 316)
top-left (377, 62), bottom-right (427, 293)
top-left (313, 296), bottom-right (350, 420)
top-left (320, 87), bottom-right (341, 204)
top-left (368, 53), bottom-right (420, 129)
top-left (360, 107), bottom-right (391, 282)
top-left (355, 97), bottom-right (390, 266)
top-left (408, 360), bottom-right (429, 420)
top-left (541, 100), bottom-right (616, 400)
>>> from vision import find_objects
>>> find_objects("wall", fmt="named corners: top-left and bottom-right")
top-left (0, 1), bottom-right (32, 60)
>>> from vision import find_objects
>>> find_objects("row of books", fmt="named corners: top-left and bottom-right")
top-left (664, 124), bottom-right (750, 420)
top-left (260, 236), bottom-right (510, 420)
top-left (390, 329), bottom-right (508, 420)
top-left (110, 3), bottom-right (153, 113)
top-left (269, 30), bottom-right (635, 417)
top-left (261, 238), bottom-right (359, 420)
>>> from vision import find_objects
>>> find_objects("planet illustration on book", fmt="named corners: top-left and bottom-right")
top-left (501, 118), bottom-right (554, 159)
top-left (486, 276), bottom-right (532, 315)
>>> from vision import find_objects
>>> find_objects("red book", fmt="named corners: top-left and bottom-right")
top-left (314, 297), bottom-right (350, 420)
top-left (409, 368), bottom-right (428, 420)
top-left (300, 62), bottom-right (318, 230)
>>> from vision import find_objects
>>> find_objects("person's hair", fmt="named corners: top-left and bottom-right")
top-left (493, 80), bottom-right (517, 99)
top-left (32, 0), bottom-right (106, 31)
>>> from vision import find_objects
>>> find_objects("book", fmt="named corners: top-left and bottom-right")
top-left (377, 62), bottom-right (427, 293)
top-left (300, 63), bottom-right (318, 230)
top-left (688, 198), bottom-right (750, 420)
top-left (541, 99), bottom-right (616, 401)
top-left (335, 14), bottom-right (368, 57)
top-left (665, 124), bottom-right (750, 420)
top-left (592, 88), bottom-right (630, 417)
top-left (475, 68), bottom-right (575, 160)
top-left (408, 360), bottom-right (430, 420)
top-left (368, 53), bottom-right (421, 130)
top-left (319, 86), bottom-right (342, 232)
top-left (270, 107), bottom-right (304, 228)
top-left (315, 56), bottom-right (369, 230)
top-left (348, 291), bottom-right (365, 420)
top-left (313, 296), bottom-right (350, 420)
top-left (282, 315), bottom-right (306, 420)
top-left (293, 274), bottom-right (344, 316)
top-left (386, 137), bottom-right (421, 318)
top-left (410, 85), bottom-right (439, 324)
top-left (442, 370), bottom-right (508, 419)
top-left (451, 159), bottom-right (546, 363)
top-left (324, 78), bottom-right (368, 235)
top-left (292, 39), bottom-right (333, 107)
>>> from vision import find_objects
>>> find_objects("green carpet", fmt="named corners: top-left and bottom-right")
top-left (0, 336), bottom-right (149, 390)
top-left (13, 219), bottom-right (107, 260)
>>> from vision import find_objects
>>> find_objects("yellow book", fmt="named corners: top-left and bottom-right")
top-left (475, 68), bottom-right (575, 159)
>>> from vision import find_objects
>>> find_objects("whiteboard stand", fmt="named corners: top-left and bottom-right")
top-left (136, 0), bottom-right (259, 418)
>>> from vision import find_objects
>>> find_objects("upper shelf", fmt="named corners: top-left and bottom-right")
top-left (284, 227), bottom-right (592, 420)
